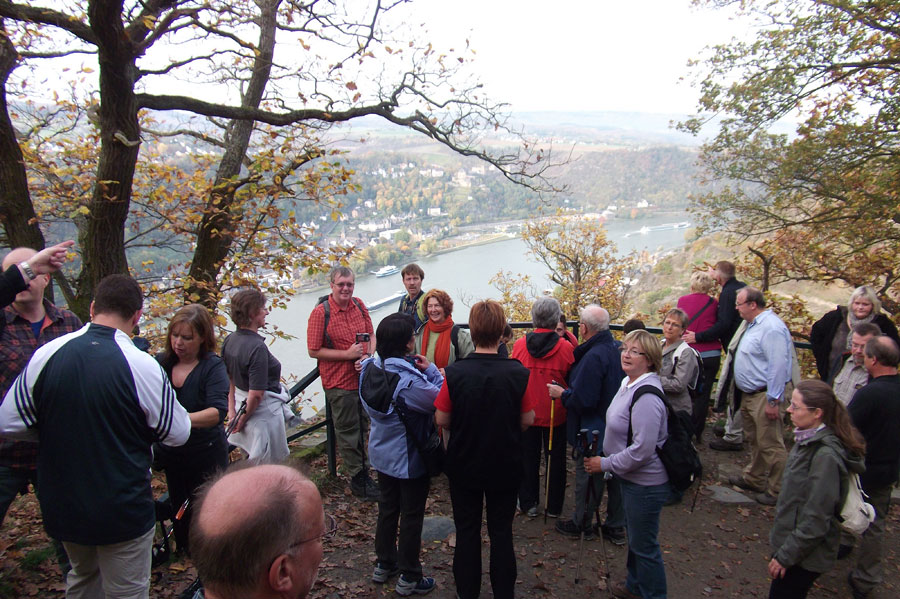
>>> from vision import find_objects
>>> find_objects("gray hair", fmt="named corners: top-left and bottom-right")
top-left (849, 286), bottom-right (882, 314)
top-left (532, 296), bottom-right (562, 330)
top-left (329, 265), bottom-right (354, 283)
top-left (580, 304), bottom-right (610, 333)
top-left (865, 336), bottom-right (900, 368)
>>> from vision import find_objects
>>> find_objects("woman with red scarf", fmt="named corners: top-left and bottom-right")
top-left (414, 289), bottom-right (474, 374)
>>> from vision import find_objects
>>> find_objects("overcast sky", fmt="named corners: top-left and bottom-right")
top-left (401, 0), bottom-right (751, 114)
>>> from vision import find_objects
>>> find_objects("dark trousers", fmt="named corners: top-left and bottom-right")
top-left (768, 565), bottom-right (820, 599)
top-left (693, 354), bottom-right (720, 438)
top-left (518, 424), bottom-right (566, 514)
top-left (375, 472), bottom-right (430, 581)
top-left (161, 441), bottom-right (229, 554)
top-left (449, 480), bottom-right (517, 599)
top-left (0, 465), bottom-right (70, 577)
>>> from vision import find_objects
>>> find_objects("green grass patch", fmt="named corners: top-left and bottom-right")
top-left (21, 545), bottom-right (55, 571)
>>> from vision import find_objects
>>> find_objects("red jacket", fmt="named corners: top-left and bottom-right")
top-left (512, 329), bottom-right (575, 427)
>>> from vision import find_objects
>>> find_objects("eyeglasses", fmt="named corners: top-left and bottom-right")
top-left (788, 403), bottom-right (816, 412)
top-left (288, 514), bottom-right (338, 550)
top-left (735, 301), bottom-right (751, 307)
top-left (619, 347), bottom-right (647, 357)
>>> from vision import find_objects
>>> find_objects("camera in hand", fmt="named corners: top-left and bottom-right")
top-left (356, 332), bottom-right (370, 343)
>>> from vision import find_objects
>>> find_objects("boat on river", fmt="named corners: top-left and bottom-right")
top-left (372, 265), bottom-right (400, 277)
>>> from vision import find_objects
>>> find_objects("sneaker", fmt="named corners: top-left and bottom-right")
top-left (555, 519), bottom-right (594, 540)
top-left (372, 563), bottom-right (400, 584)
top-left (526, 506), bottom-right (539, 518)
top-left (350, 471), bottom-right (380, 501)
top-left (546, 511), bottom-right (561, 519)
top-left (755, 491), bottom-right (777, 506)
top-left (599, 524), bottom-right (627, 546)
top-left (610, 580), bottom-right (642, 599)
top-left (396, 575), bottom-right (436, 596)
top-left (709, 438), bottom-right (743, 452)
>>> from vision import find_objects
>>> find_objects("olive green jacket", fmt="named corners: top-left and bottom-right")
top-left (769, 427), bottom-right (865, 572)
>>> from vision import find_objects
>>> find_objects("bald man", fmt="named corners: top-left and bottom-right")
top-left (191, 464), bottom-right (329, 599)
top-left (0, 240), bottom-right (73, 310)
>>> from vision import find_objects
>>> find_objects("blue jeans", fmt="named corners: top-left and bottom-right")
top-left (620, 479), bottom-right (671, 599)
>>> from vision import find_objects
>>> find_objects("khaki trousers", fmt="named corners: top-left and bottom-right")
top-left (739, 389), bottom-right (787, 496)
top-left (63, 526), bottom-right (154, 599)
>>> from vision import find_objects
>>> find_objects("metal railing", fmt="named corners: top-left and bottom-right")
top-left (282, 320), bottom-right (812, 476)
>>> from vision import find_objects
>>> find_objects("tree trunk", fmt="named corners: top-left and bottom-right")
top-left (0, 29), bottom-right (45, 252)
top-left (187, 0), bottom-right (280, 309)
top-left (70, 0), bottom-right (142, 318)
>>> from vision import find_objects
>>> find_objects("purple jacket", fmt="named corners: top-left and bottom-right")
top-left (601, 373), bottom-right (669, 486)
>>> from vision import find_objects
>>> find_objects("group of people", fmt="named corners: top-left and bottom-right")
top-left (1, 246), bottom-right (899, 599)
top-left (670, 262), bottom-right (900, 599)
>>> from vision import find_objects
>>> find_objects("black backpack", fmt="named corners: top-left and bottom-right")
top-left (317, 295), bottom-right (368, 349)
top-left (627, 384), bottom-right (702, 492)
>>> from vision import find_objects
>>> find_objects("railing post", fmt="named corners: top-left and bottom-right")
top-left (324, 393), bottom-right (337, 476)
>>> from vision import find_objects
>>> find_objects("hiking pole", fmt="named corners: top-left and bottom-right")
top-left (587, 429), bottom-right (614, 599)
top-left (225, 403), bottom-right (247, 436)
top-left (544, 387), bottom-right (557, 524)
top-left (574, 429), bottom-right (590, 584)
top-left (690, 477), bottom-right (702, 513)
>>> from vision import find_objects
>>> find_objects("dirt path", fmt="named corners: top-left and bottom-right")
top-left (1, 441), bottom-right (897, 598)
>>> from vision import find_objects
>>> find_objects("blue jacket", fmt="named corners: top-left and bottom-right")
top-left (561, 329), bottom-right (624, 446)
top-left (359, 356), bottom-right (443, 479)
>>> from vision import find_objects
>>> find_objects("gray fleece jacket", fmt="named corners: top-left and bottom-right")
top-left (769, 426), bottom-right (866, 573)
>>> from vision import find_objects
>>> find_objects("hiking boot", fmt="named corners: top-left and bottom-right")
top-left (728, 474), bottom-right (764, 494)
top-left (755, 491), bottom-right (778, 506)
top-left (350, 471), bottom-right (380, 501)
top-left (372, 563), bottom-right (400, 584)
top-left (396, 575), bottom-right (436, 596)
top-left (610, 580), bottom-right (642, 599)
top-left (555, 519), bottom-right (594, 540)
top-left (848, 573), bottom-right (870, 599)
top-left (599, 524), bottom-right (627, 546)
top-left (709, 438), bottom-right (742, 452)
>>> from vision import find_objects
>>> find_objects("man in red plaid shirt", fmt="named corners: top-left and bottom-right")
top-left (307, 266), bottom-right (377, 500)
top-left (0, 248), bottom-right (81, 571)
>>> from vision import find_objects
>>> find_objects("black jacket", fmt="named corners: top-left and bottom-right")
top-left (442, 353), bottom-right (530, 490)
top-left (848, 373), bottom-right (900, 490)
top-left (809, 306), bottom-right (900, 380)
top-left (694, 277), bottom-right (746, 348)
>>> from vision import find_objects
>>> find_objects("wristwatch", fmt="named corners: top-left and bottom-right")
top-left (18, 260), bottom-right (36, 280)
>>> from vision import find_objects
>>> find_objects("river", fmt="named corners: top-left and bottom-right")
top-left (263, 213), bottom-right (690, 411)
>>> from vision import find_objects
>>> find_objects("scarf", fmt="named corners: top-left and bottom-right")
top-left (422, 317), bottom-right (454, 369)
top-left (793, 423), bottom-right (826, 444)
